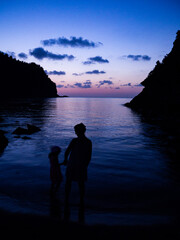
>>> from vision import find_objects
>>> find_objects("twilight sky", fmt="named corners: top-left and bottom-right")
top-left (0, 0), bottom-right (180, 97)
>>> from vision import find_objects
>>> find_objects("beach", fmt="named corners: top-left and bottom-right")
top-left (0, 209), bottom-right (179, 240)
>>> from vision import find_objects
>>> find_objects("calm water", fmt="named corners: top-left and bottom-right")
top-left (0, 97), bottom-right (180, 225)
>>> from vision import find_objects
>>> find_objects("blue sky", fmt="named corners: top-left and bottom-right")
top-left (0, 0), bottom-right (180, 97)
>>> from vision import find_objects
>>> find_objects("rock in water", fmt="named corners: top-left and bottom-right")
top-left (0, 132), bottom-right (8, 154)
top-left (27, 124), bottom-right (41, 134)
top-left (12, 127), bottom-right (29, 135)
top-left (22, 136), bottom-right (31, 140)
top-left (13, 125), bottom-right (41, 135)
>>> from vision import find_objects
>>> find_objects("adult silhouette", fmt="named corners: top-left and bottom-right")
top-left (63, 123), bottom-right (92, 210)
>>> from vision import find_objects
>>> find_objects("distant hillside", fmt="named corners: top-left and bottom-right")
top-left (0, 52), bottom-right (58, 98)
top-left (125, 30), bottom-right (180, 117)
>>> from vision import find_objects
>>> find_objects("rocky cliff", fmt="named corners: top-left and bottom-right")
top-left (125, 31), bottom-right (180, 117)
top-left (0, 52), bottom-right (58, 98)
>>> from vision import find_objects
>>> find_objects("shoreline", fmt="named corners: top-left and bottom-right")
top-left (0, 209), bottom-right (179, 240)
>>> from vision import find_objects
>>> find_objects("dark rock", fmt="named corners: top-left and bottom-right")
top-left (125, 30), bottom-right (180, 118)
top-left (12, 125), bottom-right (41, 135)
top-left (22, 136), bottom-right (31, 140)
top-left (27, 124), bottom-right (41, 134)
top-left (0, 132), bottom-right (8, 154)
top-left (0, 117), bottom-right (4, 122)
top-left (0, 130), bottom-right (7, 135)
top-left (12, 127), bottom-right (29, 135)
top-left (14, 135), bottom-right (21, 138)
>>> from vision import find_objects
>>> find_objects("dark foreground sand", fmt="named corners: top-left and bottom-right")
top-left (0, 210), bottom-right (179, 240)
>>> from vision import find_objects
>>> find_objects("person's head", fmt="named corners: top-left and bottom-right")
top-left (50, 146), bottom-right (61, 155)
top-left (74, 123), bottom-right (86, 137)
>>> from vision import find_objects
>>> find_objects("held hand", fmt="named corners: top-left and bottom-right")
top-left (61, 159), bottom-right (67, 166)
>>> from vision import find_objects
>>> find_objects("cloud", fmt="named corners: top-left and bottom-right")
top-left (41, 36), bottom-right (102, 48)
top-left (82, 60), bottom-right (95, 65)
top-left (120, 83), bottom-right (143, 87)
top-left (45, 70), bottom-right (66, 75)
top-left (29, 47), bottom-right (75, 61)
top-left (6, 51), bottom-right (16, 58)
top-left (72, 73), bottom-right (84, 76)
top-left (83, 56), bottom-right (109, 65)
top-left (56, 84), bottom-right (64, 88)
top-left (134, 83), bottom-right (143, 87)
top-left (125, 55), bottom-right (151, 61)
top-left (74, 80), bottom-right (92, 88)
top-left (85, 70), bottom-right (106, 74)
top-left (97, 80), bottom-right (113, 88)
top-left (74, 83), bottom-right (84, 88)
top-left (73, 69), bottom-right (106, 76)
top-left (121, 83), bottom-right (132, 87)
top-left (18, 52), bottom-right (28, 59)
top-left (66, 84), bottom-right (75, 88)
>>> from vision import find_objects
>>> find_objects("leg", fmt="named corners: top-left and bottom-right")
top-left (78, 203), bottom-right (85, 224)
top-left (55, 180), bottom-right (61, 192)
top-left (78, 181), bottom-right (85, 206)
top-left (64, 178), bottom-right (71, 221)
top-left (65, 178), bottom-right (72, 205)
top-left (50, 183), bottom-right (55, 195)
top-left (78, 181), bottom-right (85, 223)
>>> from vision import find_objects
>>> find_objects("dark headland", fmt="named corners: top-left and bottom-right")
top-left (125, 30), bottom-right (180, 120)
top-left (0, 51), bottom-right (58, 98)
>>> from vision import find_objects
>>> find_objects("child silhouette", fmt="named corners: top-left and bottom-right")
top-left (49, 146), bottom-right (63, 194)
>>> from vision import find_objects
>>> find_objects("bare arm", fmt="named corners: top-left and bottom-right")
top-left (62, 139), bottom-right (74, 165)
top-left (86, 140), bottom-right (92, 167)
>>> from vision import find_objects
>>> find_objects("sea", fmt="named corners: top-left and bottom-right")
top-left (0, 97), bottom-right (180, 225)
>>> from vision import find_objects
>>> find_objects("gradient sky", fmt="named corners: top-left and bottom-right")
top-left (0, 0), bottom-right (180, 97)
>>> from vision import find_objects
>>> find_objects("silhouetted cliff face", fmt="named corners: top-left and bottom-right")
top-left (0, 52), bottom-right (58, 98)
top-left (125, 30), bottom-right (180, 116)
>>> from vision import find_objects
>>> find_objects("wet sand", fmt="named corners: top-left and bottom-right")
top-left (0, 209), bottom-right (179, 240)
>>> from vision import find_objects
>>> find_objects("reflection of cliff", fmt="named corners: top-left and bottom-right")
top-left (0, 98), bottom-right (57, 124)
top-left (125, 30), bottom-right (180, 117)
top-left (0, 98), bottom-right (57, 155)
top-left (0, 52), bottom-right (58, 98)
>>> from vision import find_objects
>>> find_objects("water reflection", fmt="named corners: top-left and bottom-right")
top-left (130, 110), bottom-right (180, 224)
top-left (0, 98), bottom-right (58, 157)
top-left (0, 98), bottom-right (57, 122)
top-left (136, 112), bottom-right (180, 181)
top-left (1, 97), bottom-right (180, 225)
